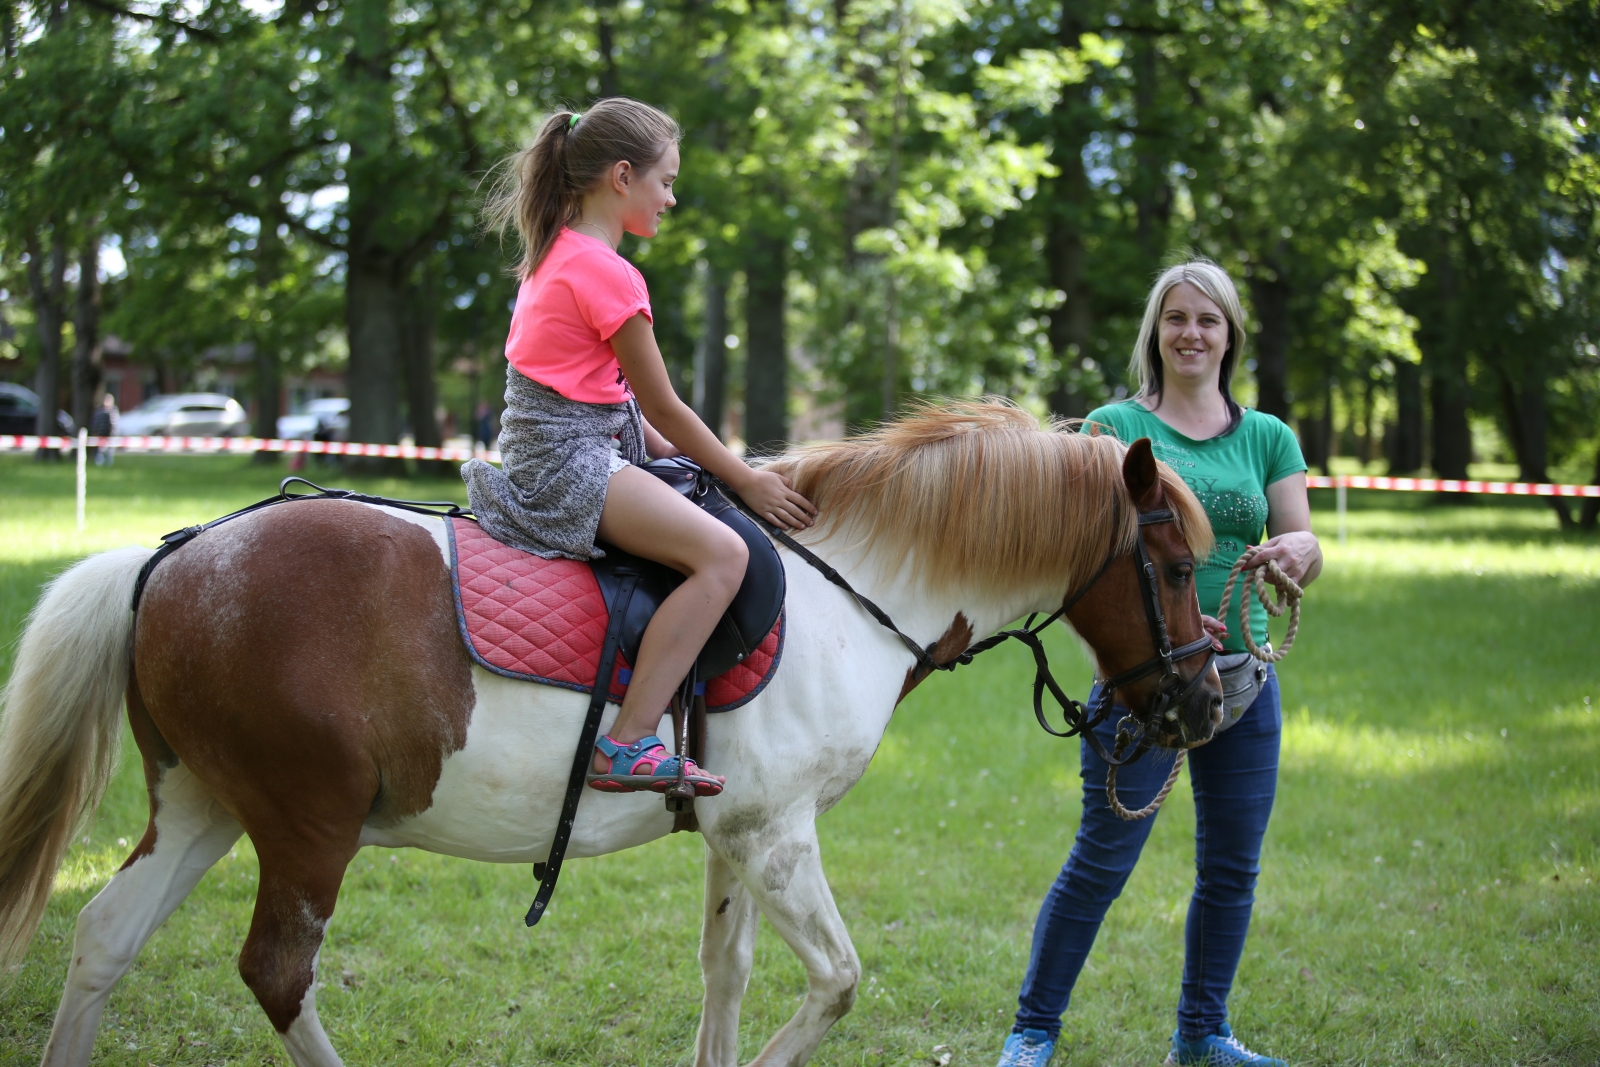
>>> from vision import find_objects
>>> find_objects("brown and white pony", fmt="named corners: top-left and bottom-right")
top-left (0, 401), bottom-right (1218, 1067)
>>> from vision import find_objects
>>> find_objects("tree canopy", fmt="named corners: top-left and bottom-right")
top-left (2, 0), bottom-right (1596, 518)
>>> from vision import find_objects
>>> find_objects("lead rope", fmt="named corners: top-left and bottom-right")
top-left (1107, 552), bottom-right (1305, 821)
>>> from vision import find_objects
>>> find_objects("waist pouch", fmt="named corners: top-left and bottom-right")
top-left (1214, 651), bottom-right (1269, 734)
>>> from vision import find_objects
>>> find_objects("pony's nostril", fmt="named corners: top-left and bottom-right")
top-left (1209, 698), bottom-right (1223, 726)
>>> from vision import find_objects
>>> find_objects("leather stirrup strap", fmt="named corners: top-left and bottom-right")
top-left (526, 570), bottom-right (639, 927)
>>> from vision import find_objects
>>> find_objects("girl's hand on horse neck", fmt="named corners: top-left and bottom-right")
top-left (611, 313), bottom-right (817, 530)
top-left (1250, 473), bottom-right (1323, 586)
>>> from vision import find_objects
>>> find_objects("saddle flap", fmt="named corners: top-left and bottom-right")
top-left (591, 459), bottom-right (786, 679)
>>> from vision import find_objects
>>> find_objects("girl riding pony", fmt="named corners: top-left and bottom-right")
top-left (465, 98), bottom-right (816, 797)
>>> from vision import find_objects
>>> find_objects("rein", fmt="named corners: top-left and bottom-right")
top-left (735, 493), bottom-right (1215, 773)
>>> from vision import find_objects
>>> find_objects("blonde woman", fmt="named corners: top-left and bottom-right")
top-left (996, 259), bottom-right (1321, 1067)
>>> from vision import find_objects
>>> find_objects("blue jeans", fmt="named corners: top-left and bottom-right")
top-left (1012, 668), bottom-right (1281, 1041)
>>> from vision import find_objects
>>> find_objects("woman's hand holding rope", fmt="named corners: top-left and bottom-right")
top-left (1215, 550), bottom-right (1304, 662)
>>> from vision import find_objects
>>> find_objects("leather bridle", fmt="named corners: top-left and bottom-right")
top-left (1058, 506), bottom-right (1219, 766)
top-left (744, 494), bottom-right (1218, 769)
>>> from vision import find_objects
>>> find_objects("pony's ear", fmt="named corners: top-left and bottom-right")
top-left (1121, 437), bottom-right (1164, 511)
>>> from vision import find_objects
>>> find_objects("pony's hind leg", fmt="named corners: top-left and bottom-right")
top-left (41, 763), bottom-right (241, 1067)
top-left (695, 846), bottom-right (761, 1067)
top-left (237, 835), bottom-right (359, 1067)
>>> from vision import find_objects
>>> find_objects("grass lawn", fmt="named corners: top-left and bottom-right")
top-left (0, 455), bottom-right (1596, 1066)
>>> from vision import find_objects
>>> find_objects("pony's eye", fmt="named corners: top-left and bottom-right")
top-left (1169, 563), bottom-right (1194, 583)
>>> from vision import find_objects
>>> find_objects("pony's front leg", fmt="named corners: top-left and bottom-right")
top-left (712, 820), bottom-right (860, 1067)
top-left (695, 845), bottom-right (760, 1067)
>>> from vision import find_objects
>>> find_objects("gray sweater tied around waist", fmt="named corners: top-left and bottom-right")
top-left (461, 366), bottom-right (647, 560)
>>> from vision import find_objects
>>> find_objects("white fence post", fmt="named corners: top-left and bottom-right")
top-left (76, 428), bottom-right (88, 532)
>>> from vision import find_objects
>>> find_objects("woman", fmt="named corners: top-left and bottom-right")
top-left (996, 259), bottom-right (1322, 1067)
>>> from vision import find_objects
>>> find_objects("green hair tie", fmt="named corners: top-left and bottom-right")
top-left (568, 113), bottom-right (580, 129)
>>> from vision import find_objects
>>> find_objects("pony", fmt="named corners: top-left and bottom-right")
top-left (0, 399), bottom-right (1219, 1067)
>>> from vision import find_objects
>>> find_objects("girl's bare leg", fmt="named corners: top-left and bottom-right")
top-left (594, 464), bottom-right (748, 764)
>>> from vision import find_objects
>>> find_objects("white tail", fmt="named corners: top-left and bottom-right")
top-left (0, 546), bottom-right (152, 966)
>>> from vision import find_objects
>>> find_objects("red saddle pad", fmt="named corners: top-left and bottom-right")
top-left (446, 516), bottom-right (782, 712)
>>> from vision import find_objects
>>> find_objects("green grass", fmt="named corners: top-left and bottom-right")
top-left (1, 455), bottom-right (1597, 1066)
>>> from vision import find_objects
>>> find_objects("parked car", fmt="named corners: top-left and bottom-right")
top-left (0, 383), bottom-right (74, 436)
top-left (276, 397), bottom-right (350, 441)
top-left (118, 393), bottom-right (248, 437)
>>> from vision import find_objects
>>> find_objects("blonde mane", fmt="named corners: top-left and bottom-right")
top-left (765, 398), bottom-right (1213, 598)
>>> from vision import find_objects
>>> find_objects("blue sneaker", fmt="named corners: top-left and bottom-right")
top-left (997, 1028), bottom-right (1056, 1067)
top-left (1166, 1023), bottom-right (1286, 1066)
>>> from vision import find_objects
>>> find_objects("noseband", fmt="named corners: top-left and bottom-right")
top-left (744, 494), bottom-right (1216, 769)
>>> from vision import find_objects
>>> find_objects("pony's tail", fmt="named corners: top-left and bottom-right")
top-left (0, 546), bottom-right (151, 967)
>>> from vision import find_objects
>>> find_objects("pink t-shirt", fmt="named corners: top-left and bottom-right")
top-left (504, 228), bottom-right (652, 405)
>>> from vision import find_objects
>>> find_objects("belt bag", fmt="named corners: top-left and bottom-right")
top-left (1214, 650), bottom-right (1269, 734)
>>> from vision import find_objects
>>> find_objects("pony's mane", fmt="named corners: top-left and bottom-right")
top-left (765, 398), bottom-right (1213, 598)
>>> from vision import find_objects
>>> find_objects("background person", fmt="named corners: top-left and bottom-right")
top-left (89, 392), bottom-right (119, 466)
top-left (996, 258), bottom-right (1322, 1067)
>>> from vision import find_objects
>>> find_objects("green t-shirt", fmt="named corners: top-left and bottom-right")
top-left (1082, 402), bottom-right (1306, 653)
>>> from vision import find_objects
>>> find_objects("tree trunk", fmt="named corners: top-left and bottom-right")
top-left (1428, 360), bottom-right (1471, 480)
top-left (1044, 0), bottom-right (1094, 419)
top-left (694, 263), bottom-right (729, 440)
top-left (596, 0), bottom-right (618, 97)
top-left (251, 224), bottom-right (284, 463)
top-left (345, 257), bottom-right (407, 472)
top-left (341, 0), bottom-right (407, 474)
top-left (1301, 374), bottom-right (1331, 473)
top-left (402, 272), bottom-right (444, 476)
top-left (1497, 364), bottom-right (1572, 528)
top-left (1581, 438), bottom-right (1599, 531)
top-left (1388, 360), bottom-right (1424, 473)
top-left (71, 235), bottom-right (101, 433)
top-left (744, 231), bottom-right (788, 454)
top-left (252, 339), bottom-right (281, 462)
top-left (1359, 373), bottom-right (1376, 465)
top-left (1130, 34), bottom-right (1170, 261)
top-left (1248, 266), bottom-right (1291, 420)
top-left (25, 231), bottom-right (68, 459)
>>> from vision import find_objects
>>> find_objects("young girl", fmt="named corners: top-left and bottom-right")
top-left (466, 98), bottom-right (816, 796)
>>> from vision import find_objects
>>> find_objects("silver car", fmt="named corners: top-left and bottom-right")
top-left (118, 393), bottom-right (249, 437)
top-left (276, 397), bottom-right (350, 441)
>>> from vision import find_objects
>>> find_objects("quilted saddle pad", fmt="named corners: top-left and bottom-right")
top-left (445, 516), bottom-right (783, 712)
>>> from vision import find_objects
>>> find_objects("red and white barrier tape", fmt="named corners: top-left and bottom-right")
top-left (0, 434), bottom-right (501, 464)
top-left (1305, 474), bottom-right (1600, 498)
top-left (4, 435), bottom-right (1597, 498)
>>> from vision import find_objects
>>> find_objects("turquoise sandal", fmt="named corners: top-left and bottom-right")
top-left (587, 735), bottom-right (724, 796)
